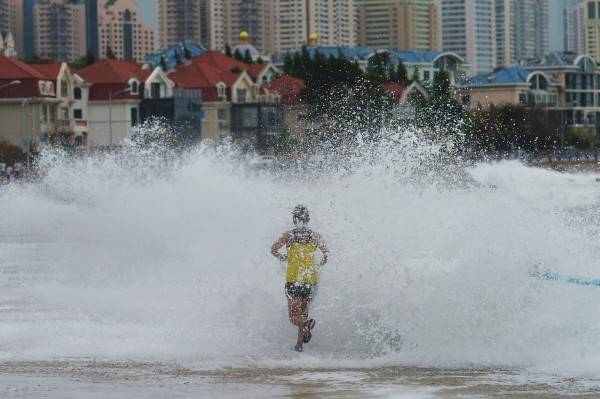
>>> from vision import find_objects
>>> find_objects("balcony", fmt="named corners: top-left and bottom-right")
top-left (53, 119), bottom-right (73, 132)
top-left (256, 95), bottom-right (281, 104)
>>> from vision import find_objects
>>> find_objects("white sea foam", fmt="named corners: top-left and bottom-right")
top-left (1, 123), bottom-right (600, 377)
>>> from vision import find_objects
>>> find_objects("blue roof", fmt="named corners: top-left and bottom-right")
top-left (305, 47), bottom-right (452, 64)
top-left (464, 67), bottom-right (558, 86)
top-left (145, 42), bottom-right (206, 69)
top-left (389, 49), bottom-right (444, 63)
top-left (306, 46), bottom-right (377, 61)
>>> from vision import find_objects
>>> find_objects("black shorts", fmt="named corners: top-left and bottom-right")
top-left (284, 283), bottom-right (316, 300)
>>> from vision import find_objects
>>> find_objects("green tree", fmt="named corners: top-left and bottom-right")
top-left (29, 53), bottom-right (51, 64)
top-left (411, 66), bottom-right (420, 82)
top-left (224, 44), bottom-right (232, 57)
top-left (160, 55), bottom-right (168, 71)
top-left (174, 50), bottom-right (182, 64)
top-left (463, 104), bottom-right (559, 153)
top-left (282, 53), bottom-right (294, 76)
top-left (412, 69), bottom-right (463, 136)
top-left (106, 46), bottom-right (116, 60)
top-left (243, 49), bottom-right (253, 64)
top-left (72, 49), bottom-right (96, 69)
top-left (366, 52), bottom-right (387, 84)
top-left (256, 56), bottom-right (265, 64)
top-left (183, 46), bottom-right (192, 60)
top-left (392, 59), bottom-right (408, 85)
top-left (233, 49), bottom-right (243, 61)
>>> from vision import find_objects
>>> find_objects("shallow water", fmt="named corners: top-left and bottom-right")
top-left (1, 362), bottom-right (600, 398)
top-left (2, 129), bottom-right (600, 396)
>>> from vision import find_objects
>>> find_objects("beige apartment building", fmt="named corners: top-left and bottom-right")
top-left (33, 0), bottom-right (86, 62)
top-left (158, 0), bottom-right (204, 48)
top-left (356, 0), bottom-right (440, 50)
top-left (1, 0), bottom-right (23, 56)
top-left (261, 0), bottom-right (357, 54)
top-left (158, 0), bottom-right (356, 55)
top-left (495, 0), bottom-right (549, 68)
top-left (99, 0), bottom-right (156, 62)
top-left (0, 0), bottom-right (9, 35)
top-left (584, 0), bottom-right (600, 63)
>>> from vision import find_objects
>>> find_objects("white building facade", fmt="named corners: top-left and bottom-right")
top-left (495, 0), bottom-right (549, 67)
top-left (440, 0), bottom-right (496, 75)
top-left (565, 1), bottom-right (585, 54)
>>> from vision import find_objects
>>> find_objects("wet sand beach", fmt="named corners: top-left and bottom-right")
top-left (1, 362), bottom-right (600, 398)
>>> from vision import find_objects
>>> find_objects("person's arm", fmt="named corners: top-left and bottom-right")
top-left (271, 232), bottom-right (290, 262)
top-left (314, 233), bottom-right (329, 266)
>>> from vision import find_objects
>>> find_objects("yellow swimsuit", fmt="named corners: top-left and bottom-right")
top-left (286, 229), bottom-right (319, 285)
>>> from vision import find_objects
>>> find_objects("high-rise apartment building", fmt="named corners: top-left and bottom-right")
top-left (157, 0), bottom-right (355, 55)
top-left (261, 0), bottom-right (356, 55)
top-left (33, 0), bottom-right (86, 62)
top-left (584, 0), bottom-right (600, 61)
top-left (83, 0), bottom-right (99, 57)
top-left (356, 0), bottom-right (440, 50)
top-left (23, 0), bottom-right (36, 59)
top-left (549, 0), bottom-right (580, 51)
top-left (440, 0), bottom-right (496, 75)
top-left (223, 0), bottom-right (263, 50)
top-left (495, 0), bottom-right (549, 67)
top-left (98, 0), bottom-right (155, 62)
top-left (0, 0), bottom-right (22, 55)
top-left (67, 0), bottom-right (100, 56)
top-left (9, 0), bottom-right (22, 55)
top-left (158, 0), bottom-right (204, 49)
top-left (0, 0), bottom-right (10, 33)
top-left (565, 1), bottom-right (584, 53)
top-left (200, 0), bottom-right (224, 50)
top-left (533, 0), bottom-right (549, 58)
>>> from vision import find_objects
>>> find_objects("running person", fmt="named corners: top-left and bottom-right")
top-left (271, 205), bottom-right (329, 352)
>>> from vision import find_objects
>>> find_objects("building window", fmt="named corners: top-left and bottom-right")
top-left (217, 84), bottom-right (226, 98)
top-left (262, 75), bottom-right (268, 85)
top-left (73, 87), bottom-right (82, 100)
top-left (131, 107), bottom-right (138, 126)
top-left (236, 89), bottom-right (247, 103)
top-left (519, 93), bottom-right (527, 104)
top-left (130, 80), bottom-right (138, 94)
top-left (151, 82), bottom-right (161, 98)
top-left (423, 71), bottom-right (431, 81)
top-left (462, 95), bottom-right (470, 106)
top-left (589, 1), bottom-right (596, 19)
top-left (73, 109), bottom-right (82, 119)
top-left (218, 109), bottom-right (226, 121)
top-left (61, 80), bottom-right (68, 98)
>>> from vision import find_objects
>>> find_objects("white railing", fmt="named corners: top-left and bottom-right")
top-left (256, 95), bottom-right (281, 104)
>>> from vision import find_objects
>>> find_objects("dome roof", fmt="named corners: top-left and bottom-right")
top-left (233, 44), bottom-right (260, 60)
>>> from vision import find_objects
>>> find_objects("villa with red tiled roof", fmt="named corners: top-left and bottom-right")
top-left (0, 52), bottom-right (285, 151)
top-left (169, 51), bottom-right (282, 143)
top-left (0, 56), bottom-right (77, 150)
top-left (30, 62), bottom-right (83, 144)
top-left (77, 59), bottom-right (173, 147)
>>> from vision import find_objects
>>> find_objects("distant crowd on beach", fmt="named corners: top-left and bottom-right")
top-left (0, 162), bottom-right (25, 183)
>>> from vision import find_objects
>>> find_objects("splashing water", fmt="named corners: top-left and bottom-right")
top-left (1, 122), bottom-right (600, 377)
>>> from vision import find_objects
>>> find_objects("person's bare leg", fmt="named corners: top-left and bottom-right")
top-left (288, 298), bottom-right (307, 350)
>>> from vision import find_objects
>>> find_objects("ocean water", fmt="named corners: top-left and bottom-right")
top-left (2, 126), bottom-right (600, 397)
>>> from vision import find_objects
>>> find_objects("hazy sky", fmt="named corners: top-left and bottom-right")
top-left (137, 0), bottom-right (158, 29)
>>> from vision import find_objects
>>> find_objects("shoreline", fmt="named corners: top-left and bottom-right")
top-left (0, 360), bottom-right (599, 398)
